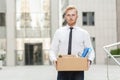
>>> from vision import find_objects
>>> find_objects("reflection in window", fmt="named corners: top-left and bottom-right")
top-left (82, 12), bottom-right (95, 26)
top-left (0, 13), bottom-right (5, 26)
top-left (16, 0), bottom-right (50, 38)
top-left (0, 39), bottom-right (6, 66)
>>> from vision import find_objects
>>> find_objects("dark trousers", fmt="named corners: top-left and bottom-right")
top-left (57, 71), bottom-right (84, 80)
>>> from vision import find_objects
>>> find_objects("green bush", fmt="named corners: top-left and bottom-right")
top-left (110, 48), bottom-right (120, 55)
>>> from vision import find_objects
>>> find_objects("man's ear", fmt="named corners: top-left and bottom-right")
top-left (77, 15), bottom-right (78, 19)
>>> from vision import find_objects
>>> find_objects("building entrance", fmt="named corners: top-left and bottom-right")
top-left (25, 43), bottom-right (43, 65)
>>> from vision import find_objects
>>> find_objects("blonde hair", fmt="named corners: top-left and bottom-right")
top-left (64, 5), bottom-right (78, 15)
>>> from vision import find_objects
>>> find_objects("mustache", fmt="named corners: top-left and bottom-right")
top-left (69, 19), bottom-right (73, 21)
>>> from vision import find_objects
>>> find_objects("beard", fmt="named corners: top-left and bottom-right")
top-left (68, 20), bottom-right (76, 26)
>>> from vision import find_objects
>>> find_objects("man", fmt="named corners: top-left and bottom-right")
top-left (49, 5), bottom-right (95, 80)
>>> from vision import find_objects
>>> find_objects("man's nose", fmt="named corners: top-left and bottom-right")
top-left (69, 15), bottom-right (73, 18)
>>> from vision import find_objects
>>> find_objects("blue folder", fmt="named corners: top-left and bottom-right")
top-left (81, 48), bottom-right (92, 57)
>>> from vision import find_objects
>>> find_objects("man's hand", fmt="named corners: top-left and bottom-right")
top-left (53, 60), bottom-right (57, 67)
top-left (88, 60), bottom-right (92, 69)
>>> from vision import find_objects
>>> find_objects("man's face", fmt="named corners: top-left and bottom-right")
top-left (65, 9), bottom-right (78, 27)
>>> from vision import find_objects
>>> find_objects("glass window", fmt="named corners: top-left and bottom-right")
top-left (16, 0), bottom-right (50, 38)
top-left (82, 12), bottom-right (95, 26)
top-left (0, 13), bottom-right (5, 26)
top-left (16, 0), bottom-right (51, 65)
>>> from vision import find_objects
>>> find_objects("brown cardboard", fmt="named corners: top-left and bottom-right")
top-left (56, 55), bottom-right (88, 71)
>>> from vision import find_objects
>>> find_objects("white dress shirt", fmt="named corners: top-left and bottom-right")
top-left (49, 25), bottom-right (95, 62)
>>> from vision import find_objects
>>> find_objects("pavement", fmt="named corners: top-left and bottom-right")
top-left (0, 64), bottom-right (120, 80)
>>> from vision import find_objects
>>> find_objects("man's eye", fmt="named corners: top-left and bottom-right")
top-left (67, 14), bottom-right (70, 16)
top-left (66, 14), bottom-right (75, 16)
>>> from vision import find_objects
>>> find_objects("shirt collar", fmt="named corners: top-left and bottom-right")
top-left (66, 24), bottom-right (78, 30)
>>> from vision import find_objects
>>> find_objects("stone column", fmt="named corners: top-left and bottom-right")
top-left (6, 0), bottom-right (16, 66)
top-left (50, 0), bottom-right (59, 39)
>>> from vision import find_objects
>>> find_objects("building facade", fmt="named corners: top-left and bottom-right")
top-left (0, 0), bottom-right (118, 66)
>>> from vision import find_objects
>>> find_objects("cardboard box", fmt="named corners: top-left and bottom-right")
top-left (56, 55), bottom-right (88, 71)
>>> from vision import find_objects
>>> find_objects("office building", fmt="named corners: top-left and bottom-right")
top-left (0, 0), bottom-right (119, 66)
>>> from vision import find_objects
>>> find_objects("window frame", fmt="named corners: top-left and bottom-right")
top-left (0, 13), bottom-right (6, 26)
top-left (82, 12), bottom-right (95, 26)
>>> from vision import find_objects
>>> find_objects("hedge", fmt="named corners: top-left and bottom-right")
top-left (110, 48), bottom-right (120, 55)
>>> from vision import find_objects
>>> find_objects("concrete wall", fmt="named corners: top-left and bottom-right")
top-left (116, 0), bottom-right (120, 42)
